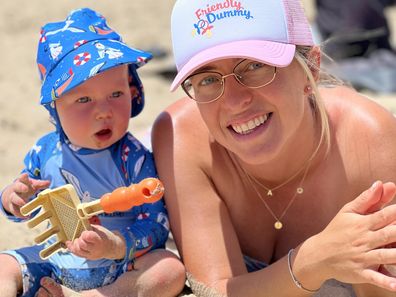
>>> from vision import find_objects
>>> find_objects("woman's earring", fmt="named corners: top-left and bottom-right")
top-left (304, 85), bottom-right (312, 94)
top-left (304, 85), bottom-right (316, 108)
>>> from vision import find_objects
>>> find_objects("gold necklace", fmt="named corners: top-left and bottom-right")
top-left (229, 137), bottom-right (322, 230)
top-left (227, 128), bottom-right (323, 229)
top-left (247, 164), bottom-right (307, 196)
top-left (243, 161), bottom-right (311, 230)
top-left (245, 134), bottom-right (323, 197)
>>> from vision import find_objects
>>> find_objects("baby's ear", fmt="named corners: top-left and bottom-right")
top-left (130, 85), bottom-right (139, 100)
top-left (307, 46), bottom-right (321, 82)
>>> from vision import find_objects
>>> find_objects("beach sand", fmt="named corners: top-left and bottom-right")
top-left (0, 1), bottom-right (396, 296)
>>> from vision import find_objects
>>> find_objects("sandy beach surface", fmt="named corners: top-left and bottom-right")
top-left (1, 0), bottom-right (396, 296)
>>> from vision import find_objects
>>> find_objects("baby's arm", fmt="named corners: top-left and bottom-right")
top-left (1, 133), bottom-right (56, 220)
top-left (1, 173), bottom-right (50, 218)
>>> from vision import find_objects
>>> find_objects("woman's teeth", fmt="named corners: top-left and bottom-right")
top-left (231, 114), bottom-right (268, 135)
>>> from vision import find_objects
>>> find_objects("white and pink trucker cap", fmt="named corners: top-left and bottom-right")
top-left (170, 0), bottom-right (314, 91)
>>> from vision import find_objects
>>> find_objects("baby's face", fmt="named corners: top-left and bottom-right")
top-left (56, 65), bottom-right (132, 149)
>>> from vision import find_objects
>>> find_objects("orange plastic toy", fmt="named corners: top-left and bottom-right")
top-left (20, 177), bottom-right (164, 259)
top-left (77, 177), bottom-right (164, 217)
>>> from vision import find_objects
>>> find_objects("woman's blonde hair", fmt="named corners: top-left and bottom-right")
top-left (294, 46), bottom-right (336, 154)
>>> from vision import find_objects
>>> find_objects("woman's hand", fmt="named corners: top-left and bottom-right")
top-left (66, 224), bottom-right (126, 260)
top-left (296, 181), bottom-right (396, 292)
top-left (1, 173), bottom-right (50, 218)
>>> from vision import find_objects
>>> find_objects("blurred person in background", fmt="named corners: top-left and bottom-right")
top-left (315, 0), bottom-right (396, 93)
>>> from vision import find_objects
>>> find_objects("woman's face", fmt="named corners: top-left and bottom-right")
top-left (195, 58), bottom-right (311, 164)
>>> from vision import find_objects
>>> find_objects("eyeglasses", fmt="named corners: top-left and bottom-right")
top-left (181, 59), bottom-right (277, 104)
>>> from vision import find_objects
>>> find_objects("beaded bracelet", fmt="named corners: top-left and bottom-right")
top-left (287, 249), bottom-right (320, 293)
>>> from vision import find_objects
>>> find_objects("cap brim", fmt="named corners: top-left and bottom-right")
top-left (40, 39), bottom-right (152, 105)
top-left (170, 40), bottom-right (295, 91)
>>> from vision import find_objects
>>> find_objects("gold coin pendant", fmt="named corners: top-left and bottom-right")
top-left (274, 221), bottom-right (283, 230)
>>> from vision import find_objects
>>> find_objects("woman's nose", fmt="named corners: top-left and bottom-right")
top-left (221, 75), bottom-right (253, 108)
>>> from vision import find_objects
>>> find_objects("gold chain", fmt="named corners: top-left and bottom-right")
top-left (243, 161), bottom-right (312, 230)
top-left (246, 133), bottom-right (323, 197)
top-left (247, 164), bottom-right (307, 196)
top-left (229, 135), bottom-right (322, 229)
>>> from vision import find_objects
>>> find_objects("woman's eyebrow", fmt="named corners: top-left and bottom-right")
top-left (194, 65), bottom-right (218, 73)
top-left (193, 58), bottom-right (247, 74)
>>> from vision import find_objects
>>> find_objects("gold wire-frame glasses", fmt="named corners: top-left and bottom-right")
top-left (182, 59), bottom-right (277, 104)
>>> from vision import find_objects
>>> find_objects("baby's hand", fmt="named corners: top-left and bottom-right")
top-left (66, 224), bottom-right (126, 260)
top-left (2, 173), bottom-right (50, 218)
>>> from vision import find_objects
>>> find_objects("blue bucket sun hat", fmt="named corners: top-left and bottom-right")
top-left (37, 8), bottom-right (152, 122)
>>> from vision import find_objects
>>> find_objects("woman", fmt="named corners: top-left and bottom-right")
top-left (152, 0), bottom-right (396, 296)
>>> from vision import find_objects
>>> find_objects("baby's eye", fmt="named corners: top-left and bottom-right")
top-left (111, 91), bottom-right (123, 98)
top-left (76, 96), bottom-right (91, 103)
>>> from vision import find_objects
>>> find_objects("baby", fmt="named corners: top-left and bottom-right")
top-left (0, 8), bottom-right (185, 297)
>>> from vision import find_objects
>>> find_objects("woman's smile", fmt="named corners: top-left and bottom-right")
top-left (230, 113), bottom-right (271, 135)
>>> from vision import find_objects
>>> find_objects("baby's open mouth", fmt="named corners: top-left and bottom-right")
top-left (95, 129), bottom-right (112, 136)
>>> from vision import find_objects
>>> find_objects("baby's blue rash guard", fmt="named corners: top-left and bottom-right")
top-left (0, 130), bottom-right (169, 271)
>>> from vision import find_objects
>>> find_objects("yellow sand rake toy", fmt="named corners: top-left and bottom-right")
top-left (20, 178), bottom-right (164, 259)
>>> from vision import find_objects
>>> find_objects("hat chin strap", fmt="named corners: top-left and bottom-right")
top-left (44, 102), bottom-right (68, 143)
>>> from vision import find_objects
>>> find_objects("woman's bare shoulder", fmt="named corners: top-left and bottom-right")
top-left (322, 86), bottom-right (396, 181)
top-left (151, 97), bottom-right (211, 161)
top-left (153, 97), bottom-right (206, 135)
top-left (322, 86), bottom-right (396, 129)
